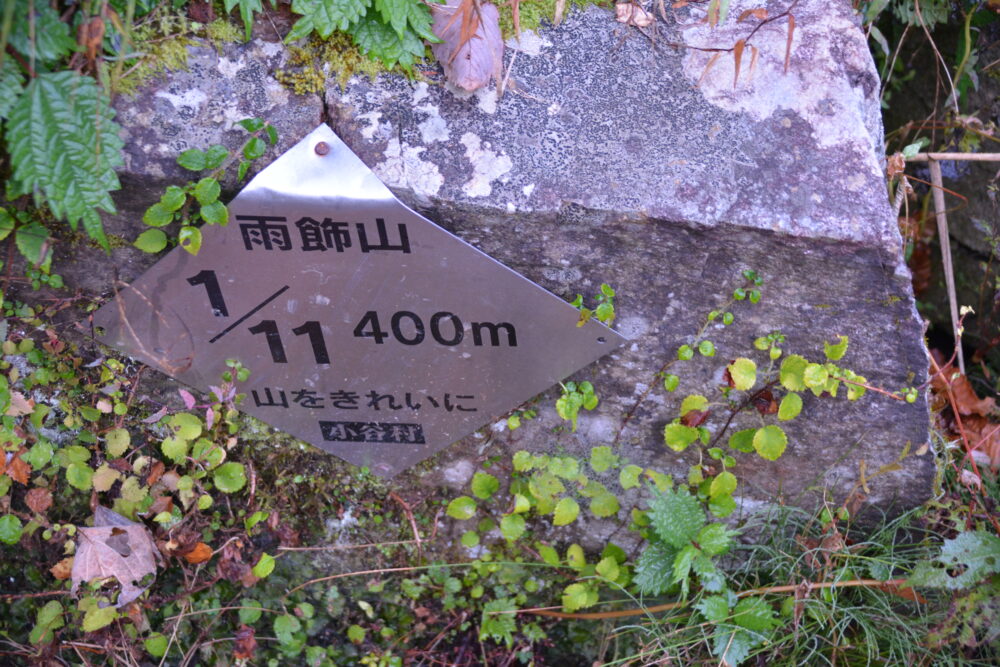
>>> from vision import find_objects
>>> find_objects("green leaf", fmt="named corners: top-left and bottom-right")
top-left (909, 531), bottom-right (1000, 590)
top-left (552, 497), bottom-right (580, 526)
top-left (238, 599), bottom-right (263, 625)
top-left (160, 186), bottom-right (187, 212)
top-left (169, 413), bottom-right (202, 440)
top-left (471, 472), bottom-right (499, 500)
top-left (713, 630), bottom-right (753, 667)
top-left (0, 515), bottom-right (24, 545)
top-left (24, 439), bottom-right (53, 469)
top-left (243, 136), bottom-right (266, 160)
top-left (698, 340), bottom-right (716, 357)
top-left (695, 594), bottom-right (730, 622)
top-left (8, 72), bottom-right (123, 249)
top-left (537, 544), bottom-right (560, 566)
top-left (710, 471), bottom-right (737, 498)
top-left (134, 229), bottom-right (168, 253)
top-left (252, 553), bottom-right (276, 578)
top-left (561, 582), bottom-right (596, 612)
top-left (214, 462), bottom-right (247, 493)
top-left (671, 544), bottom-right (698, 595)
top-left (733, 596), bottom-right (781, 632)
top-left (9, 6), bottom-right (76, 63)
top-left (66, 463), bottom-right (94, 491)
top-left (143, 203), bottom-right (175, 227)
top-left (30, 600), bottom-right (65, 644)
top-left (161, 436), bottom-right (188, 463)
top-left (204, 145), bottom-right (229, 169)
top-left (273, 613), bottom-right (301, 644)
top-left (590, 492), bottom-right (620, 518)
top-left (728, 428), bottom-right (756, 453)
top-left (753, 425), bottom-right (787, 460)
top-left (677, 344), bottom-right (694, 360)
top-left (105, 428), bottom-right (131, 458)
top-left (0, 61), bottom-right (25, 120)
top-left (447, 496), bottom-right (477, 520)
top-left (778, 392), bottom-right (802, 421)
top-left (347, 623), bottom-right (366, 643)
top-left (144, 633), bottom-right (167, 657)
top-left (709, 493), bottom-right (737, 518)
top-left (238, 118), bottom-right (265, 133)
top-left (634, 542), bottom-right (676, 595)
top-left (680, 394), bottom-right (708, 416)
top-left (648, 488), bottom-right (705, 549)
top-left (177, 148), bottom-right (207, 171)
top-left (779, 354), bottom-right (808, 391)
top-left (0, 208), bottom-right (13, 241)
top-left (824, 335), bottom-right (849, 361)
top-left (15, 222), bottom-right (51, 267)
top-left (351, 13), bottom-right (426, 69)
top-left (200, 200), bottom-right (228, 225)
top-left (803, 363), bottom-right (829, 389)
top-left (82, 605), bottom-right (118, 632)
top-left (461, 531), bottom-right (479, 547)
top-left (547, 456), bottom-right (579, 479)
top-left (589, 446), bottom-right (618, 472)
top-left (696, 523), bottom-right (733, 556)
top-left (596, 556), bottom-right (620, 580)
top-left (663, 423), bottom-right (699, 452)
top-left (619, 464), bottom-right (643, 490)
top-left (193, 178), bottom-right (221, 206)
top-left (224, 0), bottom-right (264, 41)
top-left (179, 225), bottom-right (203, 255)
top-left (663, 374), bottom-right (680, 392)
top-left (500, 514), bottom-right (526, 541)
top-left (727, 358), bottom-right (757, 391)
top-left (290, 0), bottom-right (372, 39)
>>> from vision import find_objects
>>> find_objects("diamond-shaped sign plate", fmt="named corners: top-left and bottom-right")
top-left (94, 125), bottom-right (625, 476)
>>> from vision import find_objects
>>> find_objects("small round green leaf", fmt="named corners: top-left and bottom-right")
top-left (0, 515), bottom-right (24, 545)
top-left (193, 177), bottom-right (221, 206)
top-left (753, 425), bottom-right (788, 461)
top-left (105, 428), bottom-right (131, 458)
top-left (710, 471), bottom-right (737, 499)
top-left (169, 413), bottom-right (202, 440)
top-left (619, 464), bottom-right (643, 490)
top-left (160, 186), bottom-right (187, 212)
top-left (144, 632), bottom-right (167, 657)
top-left (203, 144), bottom-right (229, 169)
top-left (214, 462), bottom-right (247, 493)
top-left (134, 229), bottom-right (167, 253)
top-left (824, 335), bottom-right (849, 361)
top-left (500, 514), bottom-right (526, 541)
top-left (778, 392), bottom-right (803, 421)
top-left (590, 446), bottom-right (618, 472)
top-left (243, 136), bottom-right (266, 160)
top-left (677, 344), bottom-right (694, 360)
top-left (780, 354), bottom-right (808, 391)
top-left (680, 394), bottom-right (708, 416)
top-left (698, 340), bottom-right (716, 357)
top-left (471, 472), bottom-right (499, 500)
top-left (161, 436), bottom-right (188, 463)
top-left (803, 363), bottom-right (829, 389)
top-left (142, 203), bottom-right (174, 227)
top-left (65, 463), bottom-right (93, 491)
top-left (590, 492), bottom-right (620, 518)
top-left (663, 423), bottom-right (700, 452)
top-left (200, 200), bottom-right (228, 225)
top-left (446, 496), bottom-right (477, 520)
top-left (552, 497), bottom-right (580, 526)
top-left (663, 374), bottom-right (680, 392)
top-left (728, 358), bottom-right (757, 391)
top-left (179, 225), bottom-right (203, 255)
top-left (177, 148), bottom-right (207, 171)
top-left (252, 553), bottom-right (275, 578)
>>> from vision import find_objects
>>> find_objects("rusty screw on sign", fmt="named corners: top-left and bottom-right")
top-left (314, 141), bottom-right (330, 156)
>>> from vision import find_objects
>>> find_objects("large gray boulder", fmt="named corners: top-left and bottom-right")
top-left (27, 0), bottom-right (932, 533)
top-left (325, 2), bottom-right (933, 513)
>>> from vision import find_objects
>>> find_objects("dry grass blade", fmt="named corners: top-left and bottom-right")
top-left (699, 52), bottom-right (722, 86)
top-left (748, 44), bottom-right (759, 81)
top-left (785, 13), bottom-right (795, 73)
top-left (732, 39), bottom-right (745, 88)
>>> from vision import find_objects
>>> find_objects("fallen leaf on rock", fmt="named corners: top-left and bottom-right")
top-left (616, 2), bottom-right (655, 27)
top-left (5, 391), bottom-right (34, 416)
top-left (431, 0), bottom-right (504, 92)
top-left (183, 542), bottom-right (213, 565)
top-left (25, 487), bottom-right (53, 514)
top-left (71, 507), bottom-right (160, 608)
top-left (4, 449), bottom-right (31, 485)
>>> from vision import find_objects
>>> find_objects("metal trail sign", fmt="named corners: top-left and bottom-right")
top-left (94, 125), bottom-right (625, 476)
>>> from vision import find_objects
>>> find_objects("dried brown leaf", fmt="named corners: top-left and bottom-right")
top-left (234, 624), bottom-right (257, 660)
top-left (25, 487), bottom-right (53, 515)
top-left (5, 449), bottom-right (31, 485)
top-left (431, 0), bottom-right (504, 92)
top-left (732, 39), bottom-right (745, 88)
top-left (616, 3), bottom-right (655, 27)
top-left (699, 52), bottom-right (722, 87)
top-left (5, 391), bottom-right (34, 416)
top-left (748, 45), bottom-right (759, 81)
top-left (738, 8), bottom-right (768, 21)
top-left (51, 557), bottom-right (74, 580)
top-left (930, 351), bottom-right (997, 416)
top-left (681, 409), bottom-right (710, 428)
top-left (71, 507), bottom-right (159, 608)
top-left (184, 542), bottom-right (214, 565)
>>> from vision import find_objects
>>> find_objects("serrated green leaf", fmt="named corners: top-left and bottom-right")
top-left (733, 596), bottom-right (781, 632)
top-left (634, 542), bottom-right (676, 594)
top-left (696, 594), bottom-right (730, 622)
top-left (0, 61), bottom-right (25, 119)
top-left (680, 394), bottom-right (708, 415)
top-left (824, 335), bottom-right (849, 361)
top-left (547, 456), bottom-right (579, 479)
top-left (214, 462), bottom-right (247, 493)
top-left (447, 496), bottom-right (477, 520)
top-left (352, 13), bottom-right (426, 70)
top-left (66, 463), bottom-right (94, 491)
top-left (649, 488), bottom-right (705, 549)
top-left (778, 392), bottom-right (802, 421)
top-left (201, 200), bottom-right (229, 226)
top-left (595, 556), bottom-right (619, 580)
top-left (713, 629), bottom-right (753, 667)
top-left (561, 582), bottom-right (593, 612)
top-left (161, 436), bottom-right (188, 463)
top-left (663, 423), bottom-right (700, 452)
top-left (728, 358), bottom-right (757, 391)
top-left (193, 178), bottom-right (221, 206)
top-left (710, 471), bottom-right (737, 499)
top-left (9, 6), bottom-right (76, 63)
top-left (177, 148), bottom-right (207, 171)
top-left (552, 497), bottom-right (579, 526)
top-left (672, 544), bottom-right (698, 596)
top-left (619, 464), bottom-right (643, 490)
top-left (273, 613), bottom-right (301, 644)
top-left (0, 515), bottom-right (24, 545)
top-left (696, 522), bottom-right (733, 555)
top-left (82, 604), bottom-right (118, 632)
top-left (500, 514), bottom-right (525, 541)
top-left (753, 425), bottom-right (787, 460)
top-left (160, 185), bottom-right (187, 212)
top-left (0, 208), bottom-right (13, 241)
top-left (470, 471), bottom-right (499, 499)
top-left (909, 530), bottom-right (1000, 590)
top-left (375, 0), bottom-right (411, 37)
top-left (709, 493), bottom-right (737, 518)
top-left (590, 492), bottom-right (620, 518)
top-left (134, 229), bottom-right (168, 253)
top-left (528, 472), bottom-right (564, 502)
top-left (105, 428), bottom-right (131, 458)
top-left (30, 600), bottom-right (64, 644)
top-left (243, 136), bottom-right (266, 160)
top-left (8, 72), bottom-right (122, 249)
top-left (803, 363), bottom-right (829, 389)
top-left (204, 144), bottom-right (229, 169)
top-left (779, 354), bottom-right (808, 391)
top-left (290, 0), bottom-right (372, 38)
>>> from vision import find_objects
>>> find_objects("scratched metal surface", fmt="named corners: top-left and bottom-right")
top-left (94, 125), bottom-right (625, 476)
